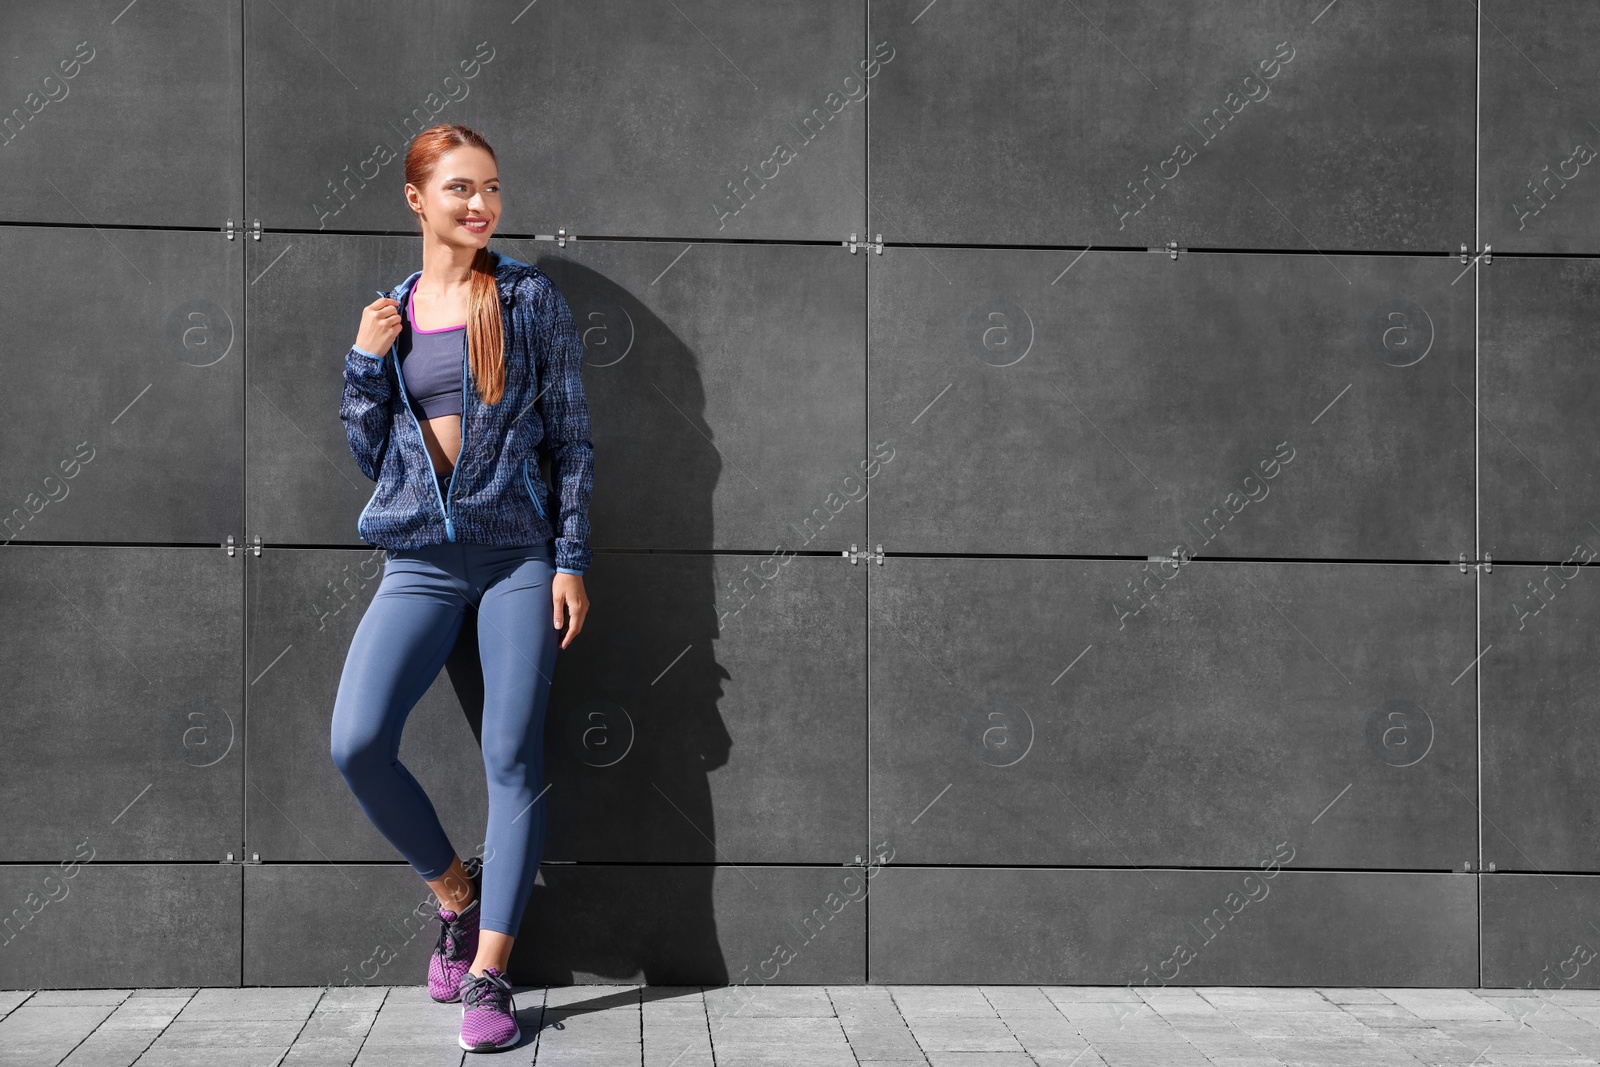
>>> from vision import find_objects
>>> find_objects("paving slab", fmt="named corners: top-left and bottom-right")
top-left (295, 1009), bottom-right (381, 1040)
top-left (313, 985), bottom-right (387, 1011)
top-left (284, 1050), bottom-right (379, 1067)
top-left (710, 1015), bottom-right (852, 1045)
top-left (902, 1016), bottom-right (1020, 1052)
top-left (829, 986), bottom-right (898, 1007)
top-left (1039, 986), bottom-right (1141, 1003)
top-left (277, 1036), bottom-right (370, 1064)
top-left (840, 1031), bottom-right (927, 1061)
top-left (922, 1054), bottom-right (1036, 1066)
top-left (1051, 1001), bottom-right (1164, 1026)
top-left (890, 986), bottom-right (1001, 1018)
top-left (0, 1004), bottom-right (120, 1063)
top-left (353, 1050), bottom-right (471, 1067)
top-left (176, 987), bottom-right (324, 1021)
top-left (57, 1028), bottom-right (162, 1067)
top-left (124, 1049), bottom-right (291, 1067)
top-left (1317, 987), bottom-right (1393, 1004)
top-left (95, 1001), bottom-right (190, 1031)
top-left (24, 990), bottom-right (132, 1007)
top-left (145, 1019), bottom-right (308, 1048)
top-left (0, 990), bottom-right (32, 1020)
top-left (646, 1021), bottom-right (715, 1067)
top-left (1085, 1040), bottom-right (1212, 1066)
top-left (1251, 989), bottom-right (1341, 1012)
top-left (985, 1009), bottom-right (1087, 1049)
top-left (16, 984), bottom-right (1600, 1066)
top-left (544, 982), bottom-right (640, 1009)
top-left (1331, 1003), bottom-right (1429, 1028)
top-left (708, 1052), bottom-right (856, 1067)
top-left (978, 986), bottom-right (1058, 1011)
top-left (1383, 988), bottom-right (1518, 1022)
top-left (705, 983), bottom-right (837, 1017)
top-left (1252, 1034), bottom-right (1421, 1066)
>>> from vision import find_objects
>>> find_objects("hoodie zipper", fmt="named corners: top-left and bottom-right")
top-left (522, 456), bottom-right (546, 519)
top-left (388, 282), bottom-right (457, 541)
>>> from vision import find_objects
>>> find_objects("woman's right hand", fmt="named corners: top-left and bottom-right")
top-left (354, 297), bottom-right (402, 356)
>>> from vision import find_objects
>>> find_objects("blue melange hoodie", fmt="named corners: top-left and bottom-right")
top-left (340, 248), bottom-right (594, 574)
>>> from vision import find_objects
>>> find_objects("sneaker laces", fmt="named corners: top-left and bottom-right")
top-left (434, 910), bottom-right (469, 962)
top-left (434, 857), bottom-right (483, 961)
top-left (462, 969), bottom-right (513, 1013)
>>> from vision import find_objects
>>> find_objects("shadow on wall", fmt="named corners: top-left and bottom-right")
top-left (440, 256), bottom-right (735, 985)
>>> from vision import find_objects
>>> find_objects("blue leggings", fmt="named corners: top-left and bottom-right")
top-left (329, 516), bottom-right (560, 938)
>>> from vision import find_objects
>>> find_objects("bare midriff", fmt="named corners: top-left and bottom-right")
top-left (420, 416), bottom-right (462, 476)
top-left (409, 284), bottom-right (471, 476)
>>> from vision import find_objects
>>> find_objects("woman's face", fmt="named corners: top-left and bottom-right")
top-left (406, 144), bottom-right (500, 248)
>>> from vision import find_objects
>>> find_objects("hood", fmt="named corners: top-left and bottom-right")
top-left (385, 247), bottom-right (538, 307)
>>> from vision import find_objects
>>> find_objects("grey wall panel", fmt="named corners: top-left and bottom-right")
top-left (1482, 874), bottom-right (1600, 990)
top-left (1481, 565), bottom-right (1600, 873)
top-left (252, 233), bottom-right (866, 553)
top-left (868, 248), bottom-right (1473, 560)
top-left (245, 234), bottom-right (421, 546)
top-left (1481, 259), bottom-right (1600, 561)
top-left (866, 867), bottom-right (1477, 986)
top-left (248, 550), bottom-right (864, 865)
top-left (0, 3), bottom-right (242, 228)
top-left (246, 863), bottom-right (864, 986)
top-left (245, 0), bottom-right (864, 241)
top-left (544, 552), bottom-right (865, 864)
top-left (868, 0), bottom-right (1473, 251)
top-left (0, 226), bottom-right (242, 545)
top-left (1481, 2), bottom-right (1600, 254)
top-left (0, 864), bottom-right (241, 989)
top-left (0, 547), bottom-right (243, 862)
top-left (869, 558), bottom-right (1475, 869)
top-left (535, 241), bottom-right (866, 554)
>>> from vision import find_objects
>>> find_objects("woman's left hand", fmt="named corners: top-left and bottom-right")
top-left (553, 572), bottom-right (588, 649)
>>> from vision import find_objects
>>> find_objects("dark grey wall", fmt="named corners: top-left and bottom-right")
top-left (0, 0), bottom-right (1587, 992)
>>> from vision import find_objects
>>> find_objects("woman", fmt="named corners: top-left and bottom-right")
top-left (330, 122), bottom-right (593, 1053)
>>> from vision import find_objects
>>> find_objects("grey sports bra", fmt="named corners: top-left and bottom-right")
top-left (396, 288), bottom-right (464, 418)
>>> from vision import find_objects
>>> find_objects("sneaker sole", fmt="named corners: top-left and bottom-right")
top-left (458, 1018), bottom-right (520, 1052)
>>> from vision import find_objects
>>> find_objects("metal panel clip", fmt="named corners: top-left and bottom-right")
top-left (845, 232), bottom-right (859, 254)
top-left (224, 534), bottom-right (235, 556)
top-left (253, 535), bottom-right (262, 557)
top-left (223, 218), bottom-right (235, 241)
top-left (251, 218), bottom-right (262, 241)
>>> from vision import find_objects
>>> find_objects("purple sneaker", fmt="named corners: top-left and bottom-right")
top-left (428, 857), bottom-right (482, 1003)
top-left (458, 966), bottom-right (520, 1052)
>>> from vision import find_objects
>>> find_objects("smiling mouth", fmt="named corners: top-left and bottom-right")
top-left (460, 218), bottom-right (490, 232)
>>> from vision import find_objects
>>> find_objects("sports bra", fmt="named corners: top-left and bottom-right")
top-left (396, 288), bottom-right (464, 419)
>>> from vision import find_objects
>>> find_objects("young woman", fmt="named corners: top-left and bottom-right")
top-left (329, 122), bottom-right (593, 1053)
